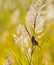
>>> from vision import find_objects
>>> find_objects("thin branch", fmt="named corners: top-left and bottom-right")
top-left (24, 25), bottom-right (31, 38)
top-left (34, 12), bottom-right (38, 32)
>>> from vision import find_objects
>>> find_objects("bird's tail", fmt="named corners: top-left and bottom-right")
top-left (38, 44), bottom-right (41, 49)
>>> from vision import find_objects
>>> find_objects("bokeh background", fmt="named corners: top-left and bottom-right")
top-left (0, 0), bottom-right (54, 65)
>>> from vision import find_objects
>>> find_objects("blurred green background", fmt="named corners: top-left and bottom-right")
top-left (0, 0), bottom-right (54, 65)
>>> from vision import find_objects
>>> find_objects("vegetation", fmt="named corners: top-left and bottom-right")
top-left (0, 0), bottom-right (54, 65)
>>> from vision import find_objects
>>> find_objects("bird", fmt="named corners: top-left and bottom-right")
top-left (24, 24), bottom-right (41, 48)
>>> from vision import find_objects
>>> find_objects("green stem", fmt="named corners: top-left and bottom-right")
top-left (29, 45), bottom-right (34, 65)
